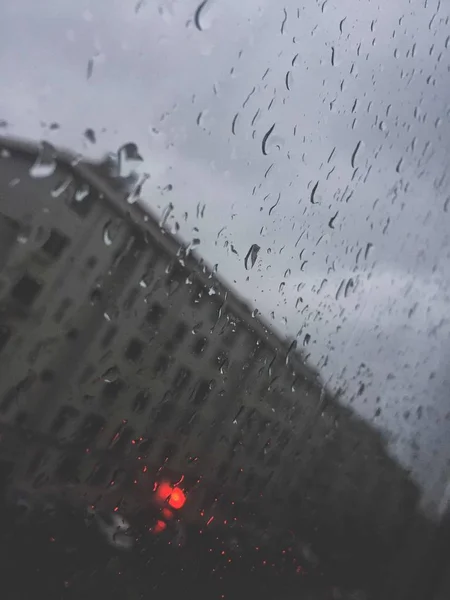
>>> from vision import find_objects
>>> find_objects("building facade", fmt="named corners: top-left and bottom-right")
top-left (0, 136), bottom-right (429, 596)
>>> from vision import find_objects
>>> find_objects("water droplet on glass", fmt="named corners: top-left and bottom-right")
top-left (262, 124), bottom-right (276, 156)
top-left (303, 333), bottom-right (311, 346)
top-left (364, 242), bottom-right (374, 260)
top-left (244, 244), bottom-right (260, 270)
top-left (84, 128), bottom-right (96, 143)
top-left (17, 224), bottom-right (32, 245)
top-left (126, 173), bottom-right (150, 204)
top-left (279, 282), bottom-right (285, 293)
top-left (328, 211), bottom-right (338, 229)
top-left (75, 184), bottom-right (90, 202)
top-left (160, 202), bottom-right (174, 228)
top-left (194, 0), bottom-right (213, 31)
top-left (351, 141), bottom-right (362, 169)
top-left (29, 142), bottom-right (57, 179)
top-left (344, 278), bottom-right (354, 298)
top-left (51, 176), bottom-right (73, 198)
top-left (281, 8), bottom-right (288, 34)
top-left (103, 221), bottom-right (117, 246)
top-left (285, 71), bottom-right (293, 91)
top-left (310, 181), bottom-right (319, 204)
top-left (101, 366), bottom-right (120, 383)
top-left (330, 46), bottom-right (336, 66)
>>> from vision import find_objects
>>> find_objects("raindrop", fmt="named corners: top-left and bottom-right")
top-left (281, 8), bottom-right (288, 34)
top-left (84, 128), bottom-right (96, 143)
top-left (103, 221), bottom-right (116, 246)
top-left (232, 113), bottom-right (239, 135)
top-left (303, 333), bottom-right (311, 346)
top-left (87, 58), bottom-right (94, 79)
top-left (194, 0), bottom-right (212, 31)
top-left (444, 197), bottom-right (449, 213)
top-left (101, 366), bottom-right (120, 383)
top-left (17, 224), bottom-right (32, 245)
top-left (351, 141), bottom-right (362, 169)
top-left (285, 339), bottom-right (297, 364)
top-left (285, 71), bottom-right (293, 91)
top-left (331, 46), bottom-right (335, 66)
top-left (75, 184), bottom-right (90, 202)
top-left (339, 17), bottom-right (346, 33)
top-left (395, 157), bottom-right (404, 173)
top-left (310, 181), bottom-right (319, 204)
top-left (279, 282), bottom-right (285, 293)
top-left (328, 211), bottom-right (338, 229)
top-left (292, 53), bottom-right (299, 67)
top-left (364, 242), bottom-right (374, 260)
top-left (344, 278), bottom-right (354, 297)
top-left (127, 173), bottom-right (150, 204)
top-left (29, 142), bottom-right (57, 179)
top-left (244, 244), bottom-right (260, 270)
top-left (51, 176), bottom-right (73, 198)
top-left (262, 123), bottom-right (276, 156)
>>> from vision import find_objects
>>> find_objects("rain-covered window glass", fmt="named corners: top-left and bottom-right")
top-left (0, 1), bottom-right (449, 599)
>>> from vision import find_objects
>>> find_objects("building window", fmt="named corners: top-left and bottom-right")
top-left (11, 274), bottom-right (42, 306)
top-left (153, 394), bottom-right (175, 425)
top-left (191, 379), bottom-right (214, 407)
top-left (85, 256), bottom-right (97, 269)
top-left (160, 441), bottom-right (178, 463)
top-left (146, 302), bottom-right (165, 325)
top-left (0, 325), bottom-right (11, 354)
top-left (102, 379), bottom-right (125, 403)
top-left (123, 287), bottom-right (139, 311)
top-left (42, 229), bottom-right (69, 259)
top-left (39, 369), bottom-right (55, 383)
top-left (49, 406), bottom-right (79, 436)
top-left (100, 325), bottom-right (118, 348)
top-left (176, 409), bottom-right (197, 435)
top-left (173, 367), bottom-right (191, 392)
top-left (173, 321), bottom-right (188, 343)
top-left (87, 464), bottom-right (110, 486)
top-left (125, 338), bottom-right (144, 362)
top-left (132, 390), bottom-right (150, 414)
top-left (53, 298), bottom-right (72, 323)
top-left (108, 423), bottom-right (134, 453)
top-left (75, 414), bottom-right (105, 445)
top-left (55, 456), bottom-right (80, 483)
top-left (192, 335), bottom-right (208, 356)
top-left (153, 354), bottom-right (170, 376)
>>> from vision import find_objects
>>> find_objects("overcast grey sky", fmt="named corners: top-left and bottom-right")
top-left (1, 0), bottom-right (449, 514)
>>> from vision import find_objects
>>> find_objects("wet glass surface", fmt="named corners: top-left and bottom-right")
top-left (0, 1), bottom-right (450, 599)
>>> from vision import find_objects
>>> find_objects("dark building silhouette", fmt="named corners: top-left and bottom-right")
top-left (0, 136), bottom-right (442, 598)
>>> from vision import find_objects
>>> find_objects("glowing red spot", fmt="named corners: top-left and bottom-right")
top-left (143, 465), bottom-right (148, 473)
top-left (113, 506), bottom-right (119, 512)
top-left (206, 516), bottom-right (214, 526)
top-left (162, 508), bottom-right (173, 520)
top-left (156, 482), bottom-right (173, 501)
top-left (168, 487), bottom-right (186, 509)
top-left (153, 520), bottom-right (167, 534)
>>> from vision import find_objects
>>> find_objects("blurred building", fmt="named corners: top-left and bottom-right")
top-left (0, 136), bottom-right (430, 596)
